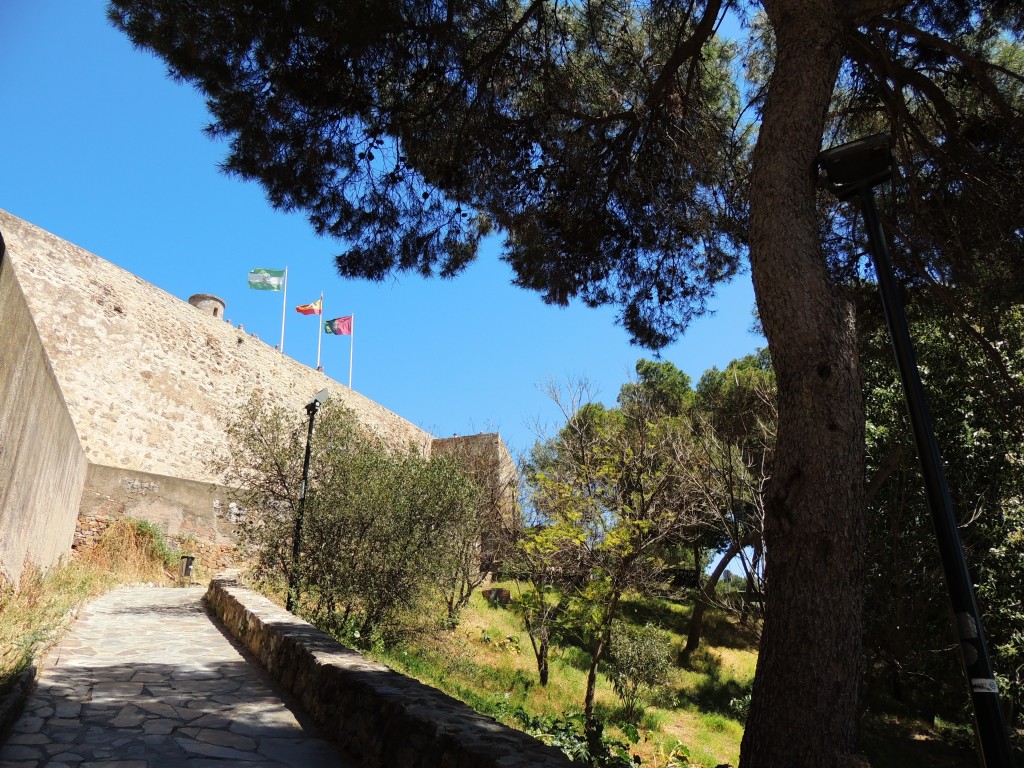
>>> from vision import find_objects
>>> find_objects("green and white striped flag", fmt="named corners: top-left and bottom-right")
top-left (248, 267), bottom-right (285, 291)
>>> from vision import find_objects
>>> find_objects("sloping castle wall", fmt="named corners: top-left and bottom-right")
top-left (0, 232), bottom-right (87, 582)
top-left (0, 210), bottom-right (432, 487)
top-left (0, 209), bottom-right (444, 581)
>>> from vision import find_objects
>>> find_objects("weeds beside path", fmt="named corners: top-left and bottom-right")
top-left (0, 518), bottom-right (188, 702)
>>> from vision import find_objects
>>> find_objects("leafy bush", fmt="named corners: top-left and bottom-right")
top-left (507, 708), bottom-right (639, 767)
top-left (221, 394), bottom-right (481, 644)
top-left (728, 691), bottom-right (751, 723)
top-left (609, 621), bottom-right (674, 721)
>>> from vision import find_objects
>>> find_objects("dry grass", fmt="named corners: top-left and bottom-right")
top-left (0, 518), bottom-right (180, 694)
top-left (0, 560), bottom-right (112, 691)
top-left (77, 518), bottom-right (180, 583)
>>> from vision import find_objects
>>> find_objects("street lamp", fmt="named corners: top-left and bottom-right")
top-left (818, 134), bottom-right (1015, 768)
top-left (286, 388), bottom-right (329, 614)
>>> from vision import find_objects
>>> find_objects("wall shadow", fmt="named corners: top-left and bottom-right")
top-left (4, 656), bottom-right (352, 766)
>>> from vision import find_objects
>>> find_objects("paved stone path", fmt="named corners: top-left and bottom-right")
top-left (1, 586), bottom-right (353, 767)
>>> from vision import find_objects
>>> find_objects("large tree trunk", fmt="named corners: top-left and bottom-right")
top-left (740, 2), bottom-right (867, 766)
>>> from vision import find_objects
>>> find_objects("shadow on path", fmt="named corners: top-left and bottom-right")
top-left (0, 586), bottom-right (352, 767)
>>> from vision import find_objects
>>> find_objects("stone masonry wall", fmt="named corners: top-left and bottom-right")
top-left (205, 579), bottom-right (578, 768)
top-left (0, 209), bottom-right (433, 488)
top-left (0, 235), bottom-right (87, 583)
top-left (74, 464), bottom-right (238, 573)
top-left (76, 464), bottom-right (232, 545)
top-left (432, 433), bottom-right (518, 571)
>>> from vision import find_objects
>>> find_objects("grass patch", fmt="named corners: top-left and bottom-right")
top-left (356, 581), bottom-right (758, 767)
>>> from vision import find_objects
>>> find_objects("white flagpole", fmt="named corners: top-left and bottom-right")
top-left (348, 314), bottom-right (354, 389)
top-left (279, 267), bottom-right (288, 354)
top-left (316, 291), bottom-right (324, 369)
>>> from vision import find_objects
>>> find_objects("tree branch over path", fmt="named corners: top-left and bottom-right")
top-left (109, 1), bottom-right (1024, 763)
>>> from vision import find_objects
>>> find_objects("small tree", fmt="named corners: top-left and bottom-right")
top-left (432, 436), bottom-right (520, 627)
top-left (678, 353), bottom-right (775, 664)
top-left (522, 379), bottom-right (706, 727)
top-left (304, 444), bottom-right (481, 642)
top-left (217, 393), bottom-right (318, 587)
top-left (515, 505), bottom-right (581, 687)
top-left (609, 622), bottom-right (675, 722)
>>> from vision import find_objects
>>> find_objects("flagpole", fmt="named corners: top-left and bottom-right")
top-left (348, 314), bottom-right (354, 389)
top-left (316, 291), bottom-right (324, 369)
top-left (279, 267), bottom-right (288, 354)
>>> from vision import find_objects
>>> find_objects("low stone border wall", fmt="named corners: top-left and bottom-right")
top-left (0, 666), bottom-right (36, 739)
top-left (205, 578), bottom-right (579, 768)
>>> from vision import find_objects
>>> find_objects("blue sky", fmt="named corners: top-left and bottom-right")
top-left (1, 1), bottom-right (763, 459)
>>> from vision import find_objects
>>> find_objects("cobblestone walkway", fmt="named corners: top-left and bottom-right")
top-left (1, 586), bottom-right (352, 767)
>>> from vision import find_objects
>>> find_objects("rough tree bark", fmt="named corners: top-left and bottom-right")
top-left (740, 1), bottom-right (868, 766)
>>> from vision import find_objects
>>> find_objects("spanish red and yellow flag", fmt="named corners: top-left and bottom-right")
top-left (295, 299), bottom-right (322, 316)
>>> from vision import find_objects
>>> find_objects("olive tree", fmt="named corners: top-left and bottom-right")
top-left (220, 394), bottom-right (480, 644)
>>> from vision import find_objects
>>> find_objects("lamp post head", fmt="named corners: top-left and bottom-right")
top-left (818, 133), bottom-right (893, 201)
top-left (307, 388), bottom-right (329, 415)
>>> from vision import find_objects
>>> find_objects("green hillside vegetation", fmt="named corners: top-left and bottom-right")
top-left (369, 581), bottom-right (757, 767)
top-left (223, 353), bottom-right (1022, 765)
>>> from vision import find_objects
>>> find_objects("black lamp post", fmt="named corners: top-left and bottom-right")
top-left (286, 388), bottom-right (329, 614)
top-left (818, 134), bottom-right (1015, 767)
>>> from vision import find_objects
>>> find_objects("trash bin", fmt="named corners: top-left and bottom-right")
top-left (178, 555), bottom-right (196, 586)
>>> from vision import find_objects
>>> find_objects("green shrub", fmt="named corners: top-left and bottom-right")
top-left (221, 395), bottom-right (481, 645)
top-left (509, 709), bottom-right (638, 767)
top-left (728, 691), bottom-right (751, 723)
top-left (609, 621), bottom-right (674, 721)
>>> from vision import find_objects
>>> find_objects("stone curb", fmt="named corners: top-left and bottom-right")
top-left (205, 578), bottom-right (581, 768)
top-left (0, 664), bottom-right (36, 739)
top-left (0, 598), bottom-right (82, 741)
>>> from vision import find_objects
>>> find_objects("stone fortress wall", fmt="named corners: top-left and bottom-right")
top-left (0, 209), bottom-right (511, 582)
top-left (0, 210), bottom-right (431, 486)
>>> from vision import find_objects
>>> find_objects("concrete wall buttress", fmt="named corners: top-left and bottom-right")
top-left (0, 228), bottom-right (87, 583)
